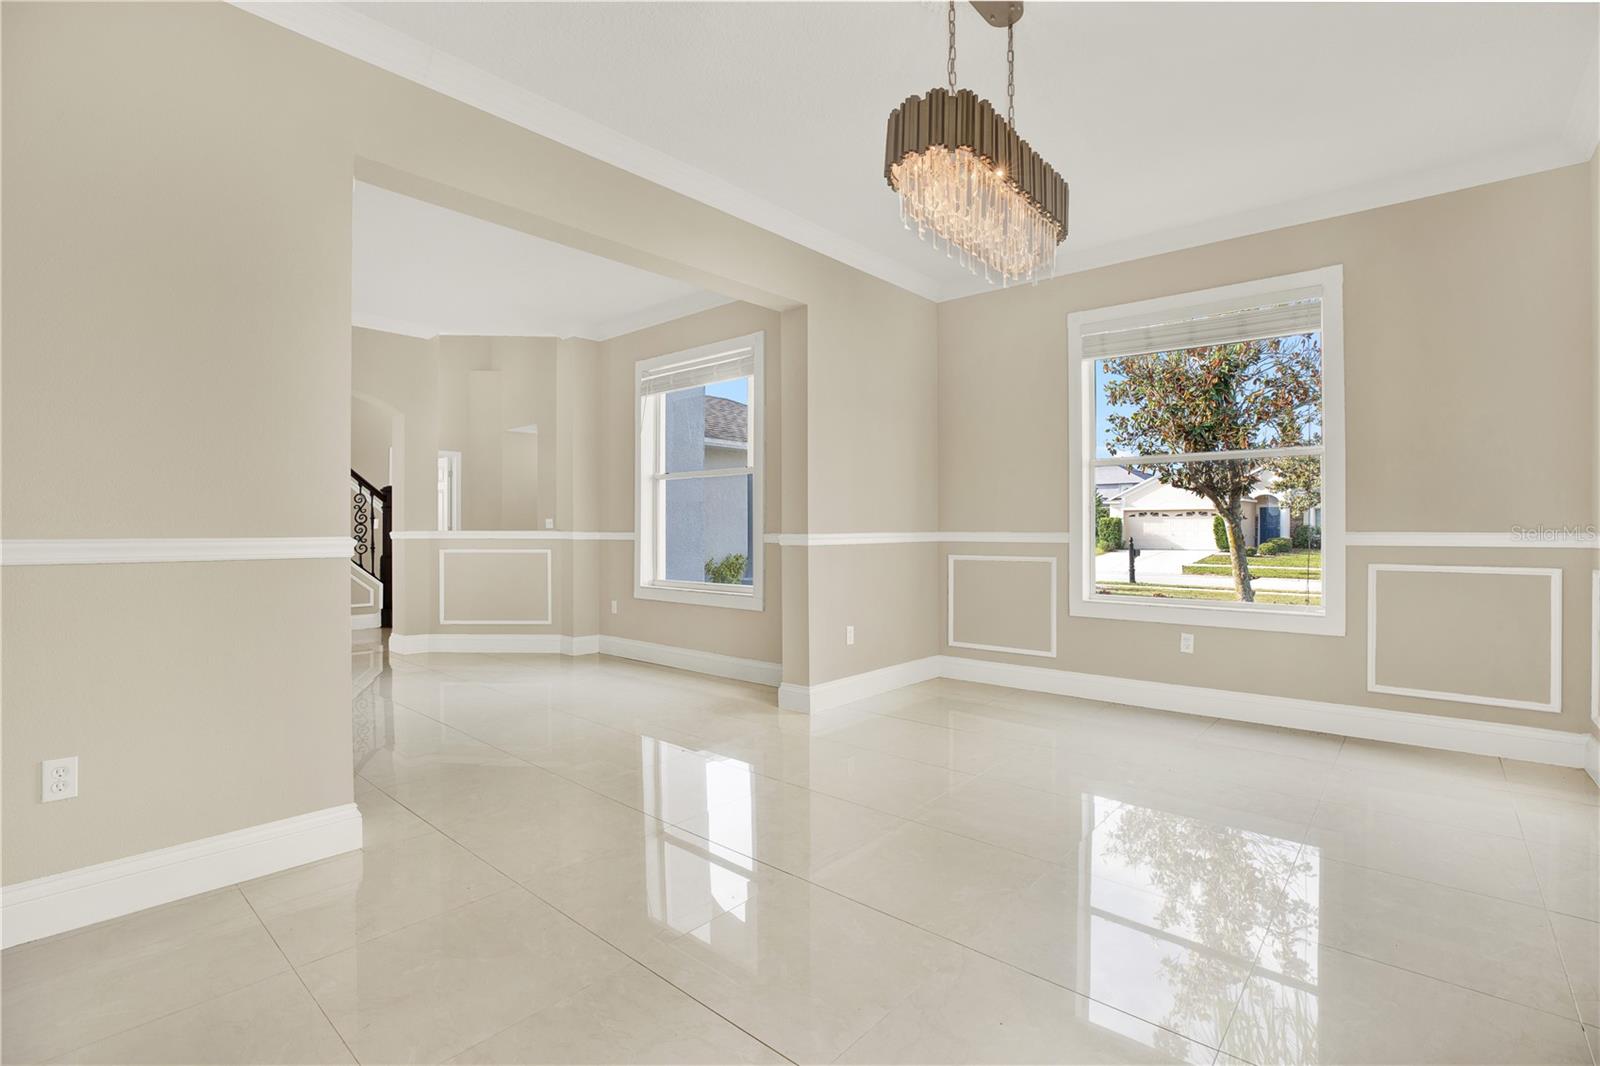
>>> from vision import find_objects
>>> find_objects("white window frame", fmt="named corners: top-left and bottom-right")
top-left (437, 450), bottom-right (462, 532)
top-left (634, 332), bottom-right (764, 611)
top-left (1067, 265), bottom-right (1345, 636)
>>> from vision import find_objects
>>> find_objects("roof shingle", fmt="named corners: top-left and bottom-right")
top-left (704, 396), bottom-right (747, 444)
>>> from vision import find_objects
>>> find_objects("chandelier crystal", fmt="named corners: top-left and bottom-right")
top-left (884, 3), bottom-right (1068, 285)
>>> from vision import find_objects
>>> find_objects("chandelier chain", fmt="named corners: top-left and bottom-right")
top-left (947, 0), bottom-right (957, 91)
top-left (1006, 21), bottom-right (1015, 125)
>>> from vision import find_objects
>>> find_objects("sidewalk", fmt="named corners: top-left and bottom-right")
top-left (1096, 549), bottom-right (1322, 593)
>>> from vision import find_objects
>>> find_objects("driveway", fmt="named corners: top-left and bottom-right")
top-left (1095, 548), bottom-right (1322, 593)
top-left (1095, 549), bottom-right (1208, 582)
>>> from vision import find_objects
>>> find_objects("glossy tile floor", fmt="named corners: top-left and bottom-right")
top-left (5, 634), bottom-right (1598, 1065)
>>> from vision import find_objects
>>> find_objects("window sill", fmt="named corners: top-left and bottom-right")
top-left (1070, 593), bottom-right (1345, 636)
top-left (635, 583), bottom-right (765, 612)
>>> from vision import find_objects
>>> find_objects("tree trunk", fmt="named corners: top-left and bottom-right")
top-left (1219, 498), bottom-right (1255, 602)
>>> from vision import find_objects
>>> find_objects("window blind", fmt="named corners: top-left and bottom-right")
top-left (639, 347), bottom-right (755, 395)
top-left (1083, 298), bottom-right (1322, 361)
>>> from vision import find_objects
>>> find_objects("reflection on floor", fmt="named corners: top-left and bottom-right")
top-left (4, 631), bottom-right (1598, 1064)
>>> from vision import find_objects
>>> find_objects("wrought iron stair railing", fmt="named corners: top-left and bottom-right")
top-left (351, 470), bottom-right (392, 626)
top-left (348, 470), bottom-right (385, 576)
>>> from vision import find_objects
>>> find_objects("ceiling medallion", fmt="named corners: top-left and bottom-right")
top-left (884, 1), bottom-right (1068, 286)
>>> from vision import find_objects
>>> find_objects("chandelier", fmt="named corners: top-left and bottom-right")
top-left (884, 1), bottom-right (1068, 285)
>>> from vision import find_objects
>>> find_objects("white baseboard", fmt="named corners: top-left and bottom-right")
top-left (1, 803), bottom-right (362, 949)
top-left (779, 656), bottom-right (943, 712)
top-left (385, 631), bottom-right (778, 688)
top-left (935, 655), bottom-right (1591, 767)
top-left (351, 613), bottom-right (381, 630)
top-left (783, 653), bottom-right (1590, 767)
top-left (567, 634), bottom-right (601, 656)
top-left (388, 633), bottom-right (567, 654)
top-left (599, 636), bottom-right (781, 687)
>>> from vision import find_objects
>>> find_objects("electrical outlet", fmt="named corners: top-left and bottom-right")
top-left (846, 625), bottom-right (855, 646)
top-left (42, 756), bottom-right (78, 803)
top-left (610, 600), bottom-right (618, 615)
top-left (1180, 633), bottom-right (1195, 654)
top-left (544, 518), bottom-right (554, 529)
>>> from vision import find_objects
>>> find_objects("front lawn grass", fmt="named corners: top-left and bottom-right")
top-left (1097, 581), bottom-right (1321, 606)
top-left (1183, 549), bottom-right (1321, 577)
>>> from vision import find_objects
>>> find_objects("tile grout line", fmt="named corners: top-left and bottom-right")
top-left (1509, 786), bottom-right (1597, 1039)
top-left (1251, 766), bottom-right (1599, 1037)
top-left (235, 889), bottom-right (363, 1065)
top-left (1206, 757), bottom-right (1340, 1064)
top-left (375, 653), bottom-right (1599, 1057)
top-left (379, 688), bottom-right (1099, 874)
top-left (372, 670), bottom-right (1228, 1060)
top-left (354, 774), bottom-right (799, 1066)
top-left (9, 894), bottom-right (303, 1066)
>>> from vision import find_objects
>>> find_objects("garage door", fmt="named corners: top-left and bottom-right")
top-left (1124, 511), bottom-right (1215, 549)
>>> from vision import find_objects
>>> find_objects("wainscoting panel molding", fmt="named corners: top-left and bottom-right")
top-left (1367, 563), bottom-right (1562, 713)
top-left (438, 548), bottom-right (553, 626)
top-left (947, 554), bottom-right (1058, 658)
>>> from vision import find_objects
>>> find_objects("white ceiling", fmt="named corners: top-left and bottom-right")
top-left (260, 2), bottom-right (1598, 303)
top-left (352, 180), bottom-right (731, 340)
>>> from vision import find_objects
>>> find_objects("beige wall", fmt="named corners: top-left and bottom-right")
top-left (1, 562), bottom-right (352, 884)
top-left (2, 3), bottom-right (356, 884)
top-left (354, 328), bottom-right (439, 534)
top-left (394, 539), bottom-right (569, 635)
top-left (1591, 148), bottom-right (1599, 740)
top-left (1, 0), bottom-right (938, 886)
top-left (351, 396), bottom-right (392, 488)
top-left (597, 302), bottom-right (784, 664)
top-left (436, 335), bottom-right (559, 531)
top-left (937, 163), bottom-right (1599, 735)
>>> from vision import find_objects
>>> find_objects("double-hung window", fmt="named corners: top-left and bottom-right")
top-left (1068, 266), bottom-right (1344, 635)
top-left (635, 333), bottom-right (764, 611)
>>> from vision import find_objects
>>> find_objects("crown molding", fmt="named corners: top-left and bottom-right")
top-left (235, 1), bottom-right (947, 303)
top-left (239, 3), bottom-right (1596, 308)
top-left (940, 133), bottom-right (1599, 301)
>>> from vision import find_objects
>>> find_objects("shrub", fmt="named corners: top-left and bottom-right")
top-left (1259, 537), bottom-right (1293, 556)
top-left (1212, 515), bottom-right (1228, 551)
top-left (1096, 516), bottom-right (1123, 551)
top-left (1291, 524), bottom-right (1321, 549)
top-left (704, 553), bottom-right (748, 584)
top-left (1244, 546), bottom-right (1258, 557)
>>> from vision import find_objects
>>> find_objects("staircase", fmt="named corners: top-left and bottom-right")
top-left (350, 470), bottom-right (391, 629)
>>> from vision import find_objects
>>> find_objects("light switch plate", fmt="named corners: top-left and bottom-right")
top-left (1180, 633), bottom-right (1195, 654)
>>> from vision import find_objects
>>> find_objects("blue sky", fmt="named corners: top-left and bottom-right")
top-left (705, 377), bottom-right (749, 404)
top-left (1094, 336), bottom-right (1321, 460)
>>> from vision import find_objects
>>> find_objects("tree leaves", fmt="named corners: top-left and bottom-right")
top-left (1100, 334), bottom-right (1322, 602)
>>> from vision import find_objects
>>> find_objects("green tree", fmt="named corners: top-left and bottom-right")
top-left (1102, 335), bottom-right (1320, 602)
top-left (704, 553), bottom-right (748, 584)
top-left (1270, 452), bottom-right (1322, 519)
top-left (1095, 490), bottom-right (1110, 523)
